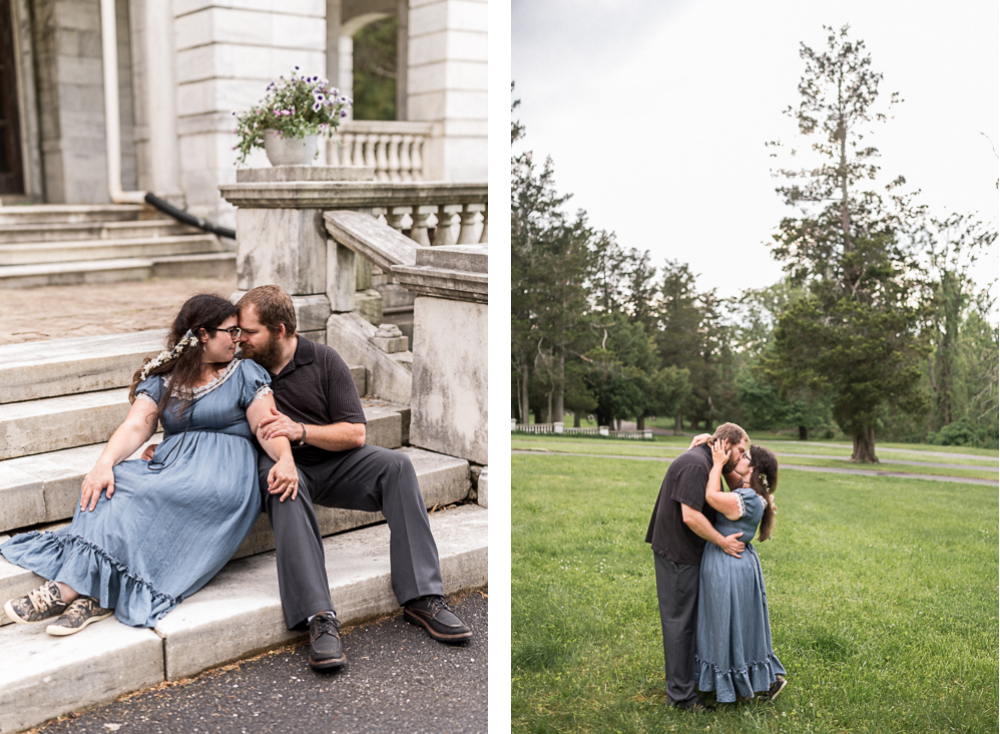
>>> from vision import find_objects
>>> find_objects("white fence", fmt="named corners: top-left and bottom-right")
top-left (511, 422), bottom-right (653, 440)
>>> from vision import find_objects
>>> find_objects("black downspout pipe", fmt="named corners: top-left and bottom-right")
top-left (144, 193), bottom-right (236, 241)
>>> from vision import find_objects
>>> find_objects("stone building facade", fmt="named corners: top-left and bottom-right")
top-left (0, 0), bottom-right (487, 224)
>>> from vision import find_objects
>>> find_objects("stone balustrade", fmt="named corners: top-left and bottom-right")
top-left (329, 121), bottom-right (435, 182)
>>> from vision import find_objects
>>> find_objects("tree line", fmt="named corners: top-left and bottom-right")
top-left (511, 27), bottom-right (998, 461)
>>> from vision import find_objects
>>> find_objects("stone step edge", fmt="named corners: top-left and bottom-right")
top-left (0, 445), bottom-right (472, 626)
top-left (0, 399), bottom-right (411, 520)
top-left (0, 326), bottom-right (364, 403)
top-left (0, 504), bottom-right (487, 734)
top-left (0, 252), bottom-right (235, 277)
top-left (0, 234), bottom-right (219, 254)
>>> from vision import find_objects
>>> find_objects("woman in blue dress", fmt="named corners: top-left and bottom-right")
top-left (1, 294), bottom-right (298, 635)
top-left (695, 440), bottom-right (786, 703)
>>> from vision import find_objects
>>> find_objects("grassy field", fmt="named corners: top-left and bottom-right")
top-left (511, 453), bottom-right (998, 733)
top-left (511, 434), bottom-right (999, 482)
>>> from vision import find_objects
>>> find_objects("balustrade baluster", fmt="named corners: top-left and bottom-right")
top-left (385, 206), bottom-right (406, 232)
top-left (479, 205), bottom-right (488, 243)
top-left (362, 135), bottom-right (377, 171)
top-left (410, 208), bottom-right (432, 246)
top-left (387, 135), bottom-right (402, 182)
top-left (433, 205), bottom-right (456, 247)
top-left (399, 135), bottom-right (414, 181)
top-left (352, 135), bottom-right (365, 167)
top-left (457, 204), bottom-right (479, 244)
top-left (411, 138), bottom-right (424, 181)
top-left (375, 135), bottom-right (391, 181)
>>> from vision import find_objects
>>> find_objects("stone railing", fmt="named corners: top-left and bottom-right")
top-left (328, 121), bottom-right (435, 182)
top-left (220, 175), bottom-right (488, 248)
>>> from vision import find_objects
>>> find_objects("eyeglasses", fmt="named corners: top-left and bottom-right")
top-left (208, 327), bottom-right (242, 339)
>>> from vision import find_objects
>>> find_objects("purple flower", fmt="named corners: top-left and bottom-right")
top-left (314, 93), bottom-right (325, 102)
top-left (293, 65), bottom-right (300, 71)
top-left (312, 102), bottom-right (322, 112)
top-left (340, 109), bottom-right (347, 118)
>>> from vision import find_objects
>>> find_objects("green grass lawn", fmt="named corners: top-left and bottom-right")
top-left (511, 454), bottom-right (998, 733)
top-left (511, 434), bottom-right (998, 482)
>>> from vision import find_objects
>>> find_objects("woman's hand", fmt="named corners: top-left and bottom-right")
top-left (267, 454), bottom-right (299, 503)
top-left (689, 433), bottom-right (712, 449)
top-left (80, 463), bottom-right (115, 512)
top-left (711, 438), bottom-right (728, 467)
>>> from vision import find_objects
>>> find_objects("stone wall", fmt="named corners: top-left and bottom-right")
top-left (30, 0), bottom-right (136, 203)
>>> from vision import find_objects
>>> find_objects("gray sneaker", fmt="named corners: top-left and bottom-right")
top-left (4, 581), bottom-right (69, 624)
top-left (46, 596), bottom-right (114, 636)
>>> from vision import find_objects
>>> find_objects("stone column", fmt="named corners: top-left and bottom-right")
top-left (406, 0), bottom-right (486, 182)
top-left (391, 244), bottom-right (487, 465)
top-left (220, 165), bottom-right (375, 344)
top-left (173, 2), bottom-right (326, 227)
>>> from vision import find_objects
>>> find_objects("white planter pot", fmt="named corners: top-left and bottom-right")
top-left (263, 130), bottom-right (318, 166)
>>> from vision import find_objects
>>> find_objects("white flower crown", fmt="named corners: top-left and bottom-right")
top-left (138, 329), bottom-right (200, 384)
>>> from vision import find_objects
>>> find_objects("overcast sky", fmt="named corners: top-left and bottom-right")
top-left (511, 0), bottom-right (999, 311)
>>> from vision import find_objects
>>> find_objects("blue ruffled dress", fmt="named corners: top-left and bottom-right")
top-left (0, 358), bottom-right (271, 628)
top-left (695, 486), bottom-right (786, 702)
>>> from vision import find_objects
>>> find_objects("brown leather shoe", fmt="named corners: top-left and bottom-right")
top-left (308, 612), bottom-right (346, 670)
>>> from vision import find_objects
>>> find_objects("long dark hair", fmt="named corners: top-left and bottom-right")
top-left (747, 445), bottom-right (778, 541)
top-left (128, 294), bottom-right (238, 419)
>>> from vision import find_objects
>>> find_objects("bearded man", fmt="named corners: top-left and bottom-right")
top-left (235, 285), bottom-right (471, 669)
top-left (646, 422), bottom-right (749, 712)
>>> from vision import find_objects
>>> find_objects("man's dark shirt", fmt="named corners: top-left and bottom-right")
top-left (645, 443), bottom-right (717, 565)
top-left (265, 336), bottom-right (366, 466)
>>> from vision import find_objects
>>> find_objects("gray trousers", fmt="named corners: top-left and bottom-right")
top-left (653, 551), bottom-right (700, 706)
top-left (258, 444), bottom-right (444, 630)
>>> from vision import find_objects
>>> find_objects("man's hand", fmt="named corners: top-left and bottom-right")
top-left (258, 407), bottom-right (303, 443)
top-left (718, 532), bottom-right (745, 559)
top-left (80, 465), bottom-right (115, 512)
top-left (140, 444), bottom-right (158, 461)
top-left (268, 454), bottom-right (299, 502)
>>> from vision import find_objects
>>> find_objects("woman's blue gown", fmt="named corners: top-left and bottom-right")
top-left (0, 359), bottom-right (271, 627)
top-left (695, 486), bottom-right (786, 702)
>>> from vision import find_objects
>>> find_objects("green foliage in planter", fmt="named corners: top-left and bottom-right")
top-left (232, 67), bottom-right (352, 164)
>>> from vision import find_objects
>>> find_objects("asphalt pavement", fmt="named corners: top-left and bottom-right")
top-left (36, 590), bottom-right (488, 734)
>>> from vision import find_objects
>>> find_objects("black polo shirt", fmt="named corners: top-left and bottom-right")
top-left (266, 336), bottom-right (366, 466)
top-left (645, 443), bottom-right (717, 565)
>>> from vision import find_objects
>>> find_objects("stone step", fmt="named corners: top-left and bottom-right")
top-left (0, 234), bottom-right (222, 266)
top-left (0, 252), bottom-right (236, 288)
top-left (0, 329), bottom-right (366, 404)
top-left (0, 204), bottom-right (155, 225)
top-left (0, 445), bottom-right (471, 626)
top-left (0, 219), bottom-right (201, 244)
top-left (0, 503), bottom-right (487, 733)
top-left (0, 390), bottom-right (406, 461)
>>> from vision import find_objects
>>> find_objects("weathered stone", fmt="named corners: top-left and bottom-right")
top-left (236, 166), bottom-right (375, 184)
top-left (478, 467), bottom-right (488, 508)
top-left (0, 330), bottom-right (165, 403)
top-left (235, 207), bottom-right (327, 294)
top-left (354, 288), bottom-right (383, 325)
top-left (415, 243), bottom-right (487, 273)
top-left (0, 621), bottom-right (164, 734)
top-left (219, 181), bottom-right (487, 210)
top-left (327, 312), bottom-right (412, 405)
top-left (409, 297), bottom-right (487, 465)
top-left (391, 249), bottom-right (488, 304)
top-left (0, 233), bottom-right (220, 265)
top-left (156, 503), bottom-right (487, 680)
top-left (371, 324), bottom-right (408, 353)
top-left (0, 389), bottom-right (129, 460)
top-left (323, 209), bottom-right (419, 272)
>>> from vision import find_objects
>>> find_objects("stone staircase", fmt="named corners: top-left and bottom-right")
top-left (0, 205), bottom-right (235, 288)
top-left (0, 330), bottom-right (487, 733)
